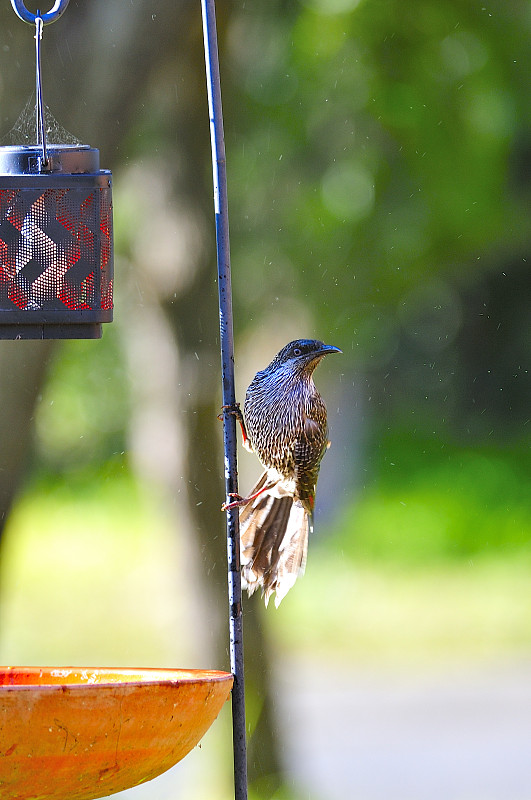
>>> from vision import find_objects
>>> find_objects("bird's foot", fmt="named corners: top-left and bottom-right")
top-left (217, 403), bottom-right (252, 451)
top-left (221, 492), bottom-right (247, 511)
top-left (221, 480), bottom-right (279, 512)
top-left (217, 402), bottom-right (244, 422)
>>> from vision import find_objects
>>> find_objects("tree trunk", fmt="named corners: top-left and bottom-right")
top-left (0, 342), bottom-right (54, 540)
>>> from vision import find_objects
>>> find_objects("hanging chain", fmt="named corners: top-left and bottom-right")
top-left (34, 16), bottom-right (47, 166)
top-left (10, 1), bottom-right (71, 168)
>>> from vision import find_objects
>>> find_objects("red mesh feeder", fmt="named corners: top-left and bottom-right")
top-left (0, 145), bottom-right (113, 339)
top-left (0, 666), bottom-right (233, 800)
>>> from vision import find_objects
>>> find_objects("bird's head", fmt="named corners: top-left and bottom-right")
top-left (270, 339), bottom-right (342, 374)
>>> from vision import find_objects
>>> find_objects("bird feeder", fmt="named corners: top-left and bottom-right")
top-left (0, 0), bottom-right (113, 339)
top-left (0, 145), bottom-right (113, 339)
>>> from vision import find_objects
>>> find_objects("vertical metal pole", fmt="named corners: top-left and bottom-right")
top-left (200, 2), bottom-right (248, 799)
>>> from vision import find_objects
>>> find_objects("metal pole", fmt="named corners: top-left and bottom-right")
top-left (200, 2), bottom-right (248, 799)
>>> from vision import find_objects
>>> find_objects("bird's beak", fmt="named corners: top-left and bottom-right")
top-left (320, 344), bottom-right (342, 356)
top-left (306, 343), bottom-right (342, 365)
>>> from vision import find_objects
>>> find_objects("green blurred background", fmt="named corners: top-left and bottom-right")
top-left (0, 1), bottom-right (530, 798)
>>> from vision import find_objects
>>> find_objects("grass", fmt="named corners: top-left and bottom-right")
top-left (2, 448), bottom-right (530, 670)
top-left (268, 431), bottom-right (531, 666)
top-left (270, 546), bottom-right (531, 666)
top-left (334, 430), bottom-right (531, 565)
top-left (0, 467), bottom-right (189, 667)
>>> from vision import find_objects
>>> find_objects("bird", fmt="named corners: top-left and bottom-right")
top-left (223, 338), bottom-right (341, 607)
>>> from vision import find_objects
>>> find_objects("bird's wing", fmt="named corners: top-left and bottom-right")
top-left (241, 492), bottom-right (309, 608)
top-left (293, 410), bottom-right (327, 515)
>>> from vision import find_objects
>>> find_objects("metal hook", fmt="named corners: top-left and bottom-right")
top-left (11, 0), bottom-right (70, 25)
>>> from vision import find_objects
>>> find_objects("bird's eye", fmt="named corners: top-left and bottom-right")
top-left (293, 348), bottom-right (302, 356)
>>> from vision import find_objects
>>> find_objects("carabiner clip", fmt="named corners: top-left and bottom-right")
top-left (10, 0), bottom-right (70, 26)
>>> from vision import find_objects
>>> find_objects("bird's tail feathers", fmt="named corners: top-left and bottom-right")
top-left (240, 472), bottom-right (309, 607)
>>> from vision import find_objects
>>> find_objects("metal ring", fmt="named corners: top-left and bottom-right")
top-left (10, 0), bottom-right (70, 25)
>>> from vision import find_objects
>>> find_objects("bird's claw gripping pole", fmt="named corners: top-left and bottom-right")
top-left (200, 1), bottom-right (248, 799)
top-left (218, 403), bottom-right (251, 450)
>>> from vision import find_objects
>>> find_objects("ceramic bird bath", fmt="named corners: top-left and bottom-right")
top-left (0, 666), bottom-right (233, 800)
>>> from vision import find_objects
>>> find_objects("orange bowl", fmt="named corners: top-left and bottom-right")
top-left (0, 666), bottom-right (233, 800)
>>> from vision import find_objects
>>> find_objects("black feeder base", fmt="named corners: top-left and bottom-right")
top-left (0, 323), bottom-right (102, 340)
top-left (0, 145), bottom-right (113, 340)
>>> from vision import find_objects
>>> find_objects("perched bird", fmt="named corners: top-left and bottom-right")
top-left (225, 339), bottom-right (341, 607)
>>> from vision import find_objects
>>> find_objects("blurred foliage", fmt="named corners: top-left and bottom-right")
top-left (0, 464), bottom-right (175, 666)
top-left (3, 465), bottom-right (530, 671)
top-left (0, 2), bottom-right (529, 796)
top-left (271, 548), bottom-right (531, 663)
top-left (224, 0), bottom-right (530, 437)
top-left (226, 0), bottom-right (530, 320)
top-left (332, 430), bottom-right (531, 564)
top-left (0, 0), bottom-right (529, 627)
top-left (33, 328), bottom-right (130, 476)
top-left (15, 0), bottom-right (531, 562)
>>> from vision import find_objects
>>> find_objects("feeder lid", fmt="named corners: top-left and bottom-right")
top-left (0, 144), bottom-right (100, 175)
